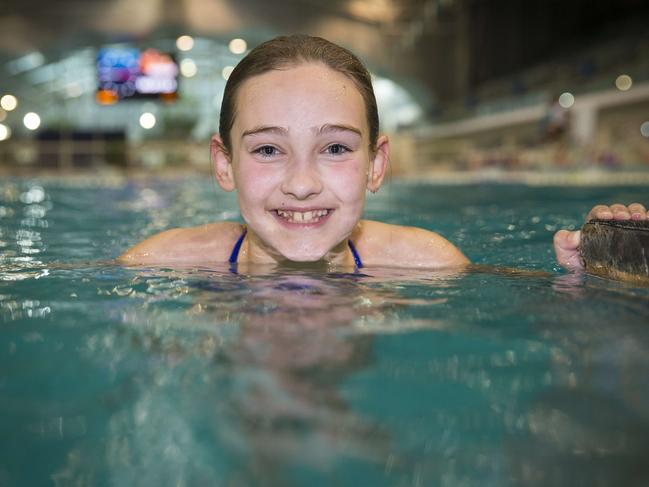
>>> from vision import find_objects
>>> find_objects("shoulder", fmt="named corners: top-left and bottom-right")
top-left (354, 220), bottom-right (469, 268)
top-left (117, 222), bottom-right (244, 265)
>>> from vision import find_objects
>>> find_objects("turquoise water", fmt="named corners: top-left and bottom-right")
top-left (1, 177), bottom-right (649, 486)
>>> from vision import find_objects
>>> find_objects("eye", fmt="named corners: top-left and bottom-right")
top-left (324, 143), bottom-right (351, 155)
top-left (253, 145), bottom-right (281, 158)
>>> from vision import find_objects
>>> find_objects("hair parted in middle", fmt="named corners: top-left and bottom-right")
top-left (218, 35), bottom-right (379, 154)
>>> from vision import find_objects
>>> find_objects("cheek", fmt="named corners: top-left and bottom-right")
top-left (328, 162), bottom-right (368, 203)
top-left (235, 162), bottom-right (277, 200)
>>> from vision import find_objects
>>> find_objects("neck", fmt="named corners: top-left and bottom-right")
top-left (240, 229), bottom-right (356, 268)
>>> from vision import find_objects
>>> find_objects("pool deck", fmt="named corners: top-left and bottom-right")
top-left (404, 169), bottom-right (649, 185)
top-left (2, 164), bottom-right (649, 186)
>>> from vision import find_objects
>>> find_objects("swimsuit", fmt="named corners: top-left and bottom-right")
top-left (228, 229), bottom-right (363, 268)
top-left (348, 239), bottom-right (363, 268)
top-left (228, 230), bottom-right (247, 264)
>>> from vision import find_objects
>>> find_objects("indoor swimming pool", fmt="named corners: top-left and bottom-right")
top-left (1, 176), bottom-right (649, 486)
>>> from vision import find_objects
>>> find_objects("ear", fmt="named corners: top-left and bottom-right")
top-left (211, 134), bottom-right (236, 192)
top-left (367, 135), bottom-right (389, 193)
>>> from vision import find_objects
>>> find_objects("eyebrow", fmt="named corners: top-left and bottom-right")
top-left (241, 126), bottom-right (288, 138)
top-left (241, 123), bottom-right (362, 139)
top-left (315, 124), bottom-right (362, 137)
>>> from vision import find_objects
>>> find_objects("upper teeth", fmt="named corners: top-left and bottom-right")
top-left (277, 209), bottom-right (329, 223)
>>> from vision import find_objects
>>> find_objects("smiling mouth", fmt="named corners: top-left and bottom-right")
top-left (273, 209), bottom-right (332, 224)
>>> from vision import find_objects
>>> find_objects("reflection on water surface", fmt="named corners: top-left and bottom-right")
top-left (1, 178), bottom-right (649, 486)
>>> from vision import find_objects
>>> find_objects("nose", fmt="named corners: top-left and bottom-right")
top-left (280, 158), bottom-right (323, 200)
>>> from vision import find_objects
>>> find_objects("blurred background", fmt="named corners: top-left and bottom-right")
top-left (1, 0), bottom-right (648, 177)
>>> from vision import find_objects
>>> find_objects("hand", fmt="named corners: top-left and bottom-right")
top-left (584, 202), bottom-right (649, 222)
top-left (553, 203), bottom-right (648, 271)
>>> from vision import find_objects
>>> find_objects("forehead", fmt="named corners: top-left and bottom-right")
top-left (233, 63), bottom-right (368, 134)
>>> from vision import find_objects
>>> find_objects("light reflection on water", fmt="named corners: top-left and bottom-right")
top-left (1, 177), bottom-right (649, 486)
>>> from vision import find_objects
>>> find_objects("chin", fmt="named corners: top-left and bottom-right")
top-left (281, 250), bottom-right (327, 263)
top-left (278, 243), bottom-right (329, 263)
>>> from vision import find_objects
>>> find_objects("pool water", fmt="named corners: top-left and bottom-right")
top-left (1, 176), bottom-right (649, 486)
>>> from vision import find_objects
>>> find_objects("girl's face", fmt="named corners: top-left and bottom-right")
top-left (212, 62), bottom-right (388, 264)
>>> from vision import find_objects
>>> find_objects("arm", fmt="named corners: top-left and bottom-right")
top-left (553, 202), bottom-right (648, 271)
top-left (354, 220), bottom-right (469, 269)
top-left (116, 222), bottom-right (239, 265)
top-left (116, 228), bottom-right (184, 265)
top-left (392, 225), bottom-right (470, 269)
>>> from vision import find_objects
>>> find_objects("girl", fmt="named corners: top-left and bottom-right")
top-left (118, 35), bottom-right (647, 271)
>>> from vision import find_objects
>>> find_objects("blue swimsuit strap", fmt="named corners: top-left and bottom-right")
top-left (228, 229), bottom-right (363, 268)
top-left (228, 229), bottom-right (247, 264)
top-left (347, 240), bottom-right (363, 268)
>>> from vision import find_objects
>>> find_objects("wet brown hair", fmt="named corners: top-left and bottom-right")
top-left (218, 35), bottom-right (379, 154)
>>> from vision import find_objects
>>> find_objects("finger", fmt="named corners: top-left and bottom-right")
top-left (567, 229), bottom-right (581, 249)
top-left (587, 205), bottom-right (612, 221)
top-left (628, 202), bottom-right (647, 220)
top-left (609, 203), bottom-right (631, 220)
top-left (553, 229), bottom-right (581, 251)
top-left (553, 230), bottom-right (584, 271)
top-left (553, 229), bottom-right (568, 248)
